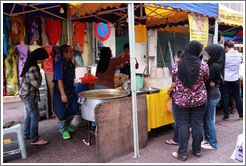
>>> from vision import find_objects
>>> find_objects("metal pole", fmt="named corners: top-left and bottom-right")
top-left (128, 3), bottom-right (139, 158)
top-left (213, 19), bottom-right (218, 44)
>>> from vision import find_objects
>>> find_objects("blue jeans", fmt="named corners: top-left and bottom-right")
top-left (58, 117), bottom-right (73, 134)
top-left (175, 103), bottom-right (206, 157)
top-left (172, 97), bottom-right (179, 143)
top-left (21, 95), bottom-right (40, 143)
top-left (203, 98), bottom-right (220, 149)
top-left (221, 80), bottom-right (243, 118)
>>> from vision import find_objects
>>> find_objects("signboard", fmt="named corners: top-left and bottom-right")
top-left (188, 14), bottom-right (209, 47)
top-left (94, 22), bottom-right (111, 41)
top-left (218, 5), bottom-right (243, 27)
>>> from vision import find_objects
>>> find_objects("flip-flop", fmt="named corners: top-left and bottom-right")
top-left (165, 139), bottom-right (179, 145)
top-left (30, 139), bottom-right (48, 146)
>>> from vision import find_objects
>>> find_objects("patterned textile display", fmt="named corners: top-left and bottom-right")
top-left (25, 15), bottom-right (42, 45)
top-left (8, 15), bottom-right (25, 45)
top-left (42, 46), bottom-right (54, 73)
top-left (53, 45), bottom-right (61, 63)
top-left (16, 45), bottom-right (29, 86)
top-left (3, 15), bottom-right (10, 55)
top-left (5, 46), bottom-right (18, 95)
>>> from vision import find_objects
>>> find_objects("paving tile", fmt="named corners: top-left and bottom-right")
top-left (2, 101), bottom-right (244, 164)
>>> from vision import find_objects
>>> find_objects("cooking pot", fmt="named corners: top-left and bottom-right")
top-left (78, 89), bottom-right (130, 122)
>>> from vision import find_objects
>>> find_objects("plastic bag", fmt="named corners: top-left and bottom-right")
top-left (167, 98), bottom-right (172, 113)
top-left (231, 133), bottom-right (243, 163)
top-left (79, 73), bottom-right (97, 86)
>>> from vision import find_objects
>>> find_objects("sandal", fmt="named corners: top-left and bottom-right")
top-left (172, 152), bottom-right (187, 161)
top-left (24, 136), bottom-right (31, 140)
top-left (31, 139), bottom-right (48, 146)
top-left (165, 139), bottom-right (179, 145)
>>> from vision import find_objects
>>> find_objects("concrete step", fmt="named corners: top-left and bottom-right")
top-left (3, 95), bottom-right (21, 103)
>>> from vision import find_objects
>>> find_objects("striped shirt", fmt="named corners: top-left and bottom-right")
top-left (19, 66), bottom-right (42, 101)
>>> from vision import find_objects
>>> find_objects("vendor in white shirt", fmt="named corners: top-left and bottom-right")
top-left (221, 40), bottom-right (243, 121)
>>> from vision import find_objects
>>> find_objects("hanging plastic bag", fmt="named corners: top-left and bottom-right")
top-left (167, 98), bottom-right (173, 113)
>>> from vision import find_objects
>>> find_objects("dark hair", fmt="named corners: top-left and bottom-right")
top-left (123, 43), bottom-right (129, 50)
top-left (224, 40), bottom-right (234, 48)
top-left (97, 47), bottom-right (111, 73)
top-left (60, 44), bottom-right (70, 56)
top-left (176, 50), bottom-right (183, 58)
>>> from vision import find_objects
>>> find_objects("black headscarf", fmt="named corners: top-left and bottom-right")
top-left (178, 40), bottom-right (204, 87)
top-left (205, 44), bottom-right (225, 78)
top-left (97, 47), bottom-right (111, 73)
top-left (20, 48), bottom-right (49, 77)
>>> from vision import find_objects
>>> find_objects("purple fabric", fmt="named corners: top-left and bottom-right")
top-left (16, 45), bottom-right (29, 86)
top-left (25, 15), bottom-right (42, 45)
top-left (53, 46), bottom-right (61, 63)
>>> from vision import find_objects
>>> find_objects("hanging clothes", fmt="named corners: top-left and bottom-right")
top-left (8, 15), bottom-right (25, 45)
top-left (29, 45), bottom-right (41, 52)
top-left (60, 20), bottom-right (68, 45)
top-left (74, 45), bottom-right (84, 67)
top-left (3, 15), bottom-right (10, 55)
top-left (135, 24), bottom-right (147, 43)
top-left (42, 46), bottom-right (54, 73)
top-left (16, 45), bottom-right (29, 87)
top-left (25, 15), bottom-right (42, 45)
top-left (41, 17), bottom-right (48, 46)
top-left (44, 18), bottom-right (62, 45)
top-left (74, 21), bottom-right (85, 53)
top-left (5, 46), bottom-right (18, 95)
top-left (53, 45), bottom-right (62, 63)
top-left (3, 70), bottom-right (6, 96)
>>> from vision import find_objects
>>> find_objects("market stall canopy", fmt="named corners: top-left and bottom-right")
top-left (3, 3), bottom-right (67, 20)
top-left (69, 3), bottom-right (146, 24)
top-left (145, 3), bottom-right (218, 34)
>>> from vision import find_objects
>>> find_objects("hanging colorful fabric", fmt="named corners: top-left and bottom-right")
top-left (44, 18), bottom-right (62, 45)
top-left (5, 46), bottom-right (18, 96)
top-left (74, 21), bottom-right (85, 53)
top-left (42, 46), bottom-right (54, 73)
top-left (8, 15), bottom-right (25, 45)
top-left (16, 45), bottom-right (28, 87)
top-left (3, 15), bottom-right (10, 55)
top-left (25, 15), bottom-right (42, 45)
top-left (53, 45), bottom-right (61, 63)
top-left (3, 69), bottom-right (6, 96)
top-left (60, 20), bottom-right (68, 45)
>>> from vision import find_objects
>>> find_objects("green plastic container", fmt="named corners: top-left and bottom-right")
top-left (136, 75), bottom-right (143, 89)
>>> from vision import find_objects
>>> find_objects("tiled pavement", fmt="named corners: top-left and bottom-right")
top-left (2, 100), bottom-right (244, 164)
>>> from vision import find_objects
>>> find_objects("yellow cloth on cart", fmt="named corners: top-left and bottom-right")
top-left (146, 89), bottom-right (174, 132)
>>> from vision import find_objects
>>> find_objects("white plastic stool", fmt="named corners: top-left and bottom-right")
top-left (3, 123), bottom-right (27, 159)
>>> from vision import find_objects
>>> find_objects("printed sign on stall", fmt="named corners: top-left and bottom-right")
top-left (94, 22), bottom-right (111, 41)
top-left (188, 14), bottom-right (209, 47)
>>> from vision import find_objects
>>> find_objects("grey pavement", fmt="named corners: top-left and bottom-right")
top-left (2, 100), bottom-right (244, 164)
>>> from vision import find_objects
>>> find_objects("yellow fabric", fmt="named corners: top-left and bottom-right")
top-left (144, 3), bottom-right (189, 28)
top-left (135, 24), bottom-right (147, 43)
top-left (146, 90), bottom-right (174, 132)
top-left (218, 5), bottom-right (243, 27)
top-left (68, 3), bottom-right (125, 18)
